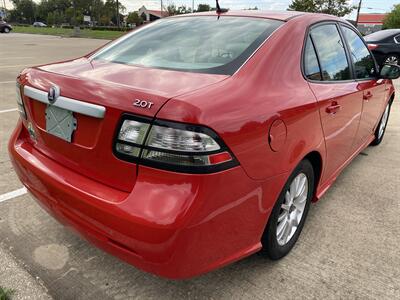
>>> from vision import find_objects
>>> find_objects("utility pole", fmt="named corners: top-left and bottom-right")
top-left (356, 0), bottom-right (362, 27)
top-left (73, 0), bottom-right (80, 37)
top-left (116, 0), bottom-right (120, 28)
top-left (161, 0), bottom-right (163, 17)
top-left (192, 0), bottom-right (194, 13)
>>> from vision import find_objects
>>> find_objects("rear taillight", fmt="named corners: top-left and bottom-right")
top-left (367, 43), bottom-right (379, 50)
top-left (16, 82), bottom-right (27, 119)
top-left (114, 115), bottom-right (238, 173)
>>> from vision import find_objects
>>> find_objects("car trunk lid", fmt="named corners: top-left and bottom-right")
top-left (20, 59), bottom-right (228, 192)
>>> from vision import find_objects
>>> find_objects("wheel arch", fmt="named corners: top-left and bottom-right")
top-left (302, 151), bottom-right (323, 201)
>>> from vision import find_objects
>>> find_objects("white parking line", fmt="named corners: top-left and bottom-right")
top-left (0, 65), bottom-right (27, 69)
top-left (0, 188), bottom-right (27, 203)
top-left (0, 108), bottom-right (18, 114)
top-left (0, 57), bottom-right (33, 60)
top-left (0, 81), bottom-right (16, 84)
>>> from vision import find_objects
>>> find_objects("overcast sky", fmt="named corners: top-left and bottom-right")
top-left (3, 0), bottom-right (399, 20)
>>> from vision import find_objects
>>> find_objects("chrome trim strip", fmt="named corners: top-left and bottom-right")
top-left (24, 86), bottom-right (106, 119)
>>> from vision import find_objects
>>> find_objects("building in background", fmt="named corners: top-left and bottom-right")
top-left (357, 13), bottom-right (388, 35)
top-left (138, 6), bottom-right (169, 22)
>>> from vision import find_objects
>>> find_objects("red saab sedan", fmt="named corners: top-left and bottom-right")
top-left (9, 11), bottom-right (400, 279)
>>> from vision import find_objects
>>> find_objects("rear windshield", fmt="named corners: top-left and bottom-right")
top-left (92, 16), bottom-right (283, 75)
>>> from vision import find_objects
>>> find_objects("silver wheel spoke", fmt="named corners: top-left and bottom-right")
top-left (284, 191), bottom-right (292, 206)
top-left (293, 194), bottom-right (307, 207)
top-left (296, 176), bottom-right (307, 198)
top-left (282, 220), bottom-right (292, 244)
top-left (278, 211), bottom-right (288, 222)
top-left (277, 219), bottom-right (288, 240)
top-left (289, 181), bottom-right (297, 201)
top-left (291, 215), bottom-right (299, 227)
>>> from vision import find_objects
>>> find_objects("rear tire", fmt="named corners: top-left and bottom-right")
top-left (371, 102), bottom-right (391, 146)
top-left (261, 159), bottom-right (315, 260)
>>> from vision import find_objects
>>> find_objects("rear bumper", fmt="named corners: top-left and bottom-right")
top-left (9, 121), bottom-right (288, 279)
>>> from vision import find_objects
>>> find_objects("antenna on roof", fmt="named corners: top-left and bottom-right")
top-left (216, 0), bottom-right (228, 14)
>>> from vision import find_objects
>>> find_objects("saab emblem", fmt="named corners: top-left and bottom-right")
top-left (48, 85), bottom-right (60, 104)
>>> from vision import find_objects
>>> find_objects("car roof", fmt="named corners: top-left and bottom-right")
top-left (364, 29), bottom-right (400, 41)
top-left (170, 10), bottom-right (312, 21)
top-left (170, 10), bottom-right (346, 24)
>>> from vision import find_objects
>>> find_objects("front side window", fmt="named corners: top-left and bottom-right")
top-left (92, 16), bottom-right (283, 75)
top-left (304, 36), bottom-right (322, 81)
top-left (310, 24), bottom-right (351, 81)
top-left (341, 26), bottom-right (376, 79)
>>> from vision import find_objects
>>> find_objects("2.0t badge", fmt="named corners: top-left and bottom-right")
top-left (133, 99), bottom-right (154, 109)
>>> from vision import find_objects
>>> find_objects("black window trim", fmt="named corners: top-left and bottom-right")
top-left (305, 34), bottom-right (323, 81)
top-left (301, 20), bottom-right (357, 84)
top-left (337, 23), bottom-right (380, 82)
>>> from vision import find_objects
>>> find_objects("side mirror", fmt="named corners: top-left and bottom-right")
top-left (380, 64), bottom-right (400, 80)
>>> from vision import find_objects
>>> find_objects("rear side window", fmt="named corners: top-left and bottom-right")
top-left (304, 36), bottom-right (322, 80)
top-left (395, 35), bottom-right (400, 44)
top-left (310, 24), bottom-right (351, 81)
top-left (341, 26), bottom-right (376, 79)
top-left (92, 16), bottom-right (283, 75)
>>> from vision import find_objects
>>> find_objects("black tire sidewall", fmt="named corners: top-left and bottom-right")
top-left (372, 102), bottom-right (391, 146)
top-left (262, 159), bottom-right (315, 260)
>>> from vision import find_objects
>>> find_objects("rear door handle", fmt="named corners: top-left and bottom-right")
top-left (363, 92), bottom-right (373, 101)
top-left (326, 102), bottom-right (341, 114)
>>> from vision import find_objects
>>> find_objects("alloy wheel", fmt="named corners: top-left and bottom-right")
top-left (385, 56), bottom-right (399, 65)
top-left (276, 173), bottom-right (308, 246)
top-left (378, 104), bottom-right (390, 139)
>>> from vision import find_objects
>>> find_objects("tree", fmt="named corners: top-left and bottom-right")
top-left (126, 11), bottom-right (142, 26)
top-left (10, 0), bottom-right (37, 23)
top-left (99, 14), bottom-right (110, 25)
top-left (176, 5), bottom-right (191, 15)
top-left (197, 4), bottom-right (211, 12)
top-left (383, 4), bottom-right (400, 29)
top-left (103, 0), bottom-right (125, 25)
top-left (167, 4), bottom-right (177, 16)
top-left (288, 0), bottom-right (354, 17)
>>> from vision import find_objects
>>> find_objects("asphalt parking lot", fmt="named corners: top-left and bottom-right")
top-left (1, 33), bottom-right (400, 300)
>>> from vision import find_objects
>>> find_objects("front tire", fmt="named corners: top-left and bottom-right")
top-left (3, 27), bottom-right (10, 33)
top-left (371, 102), bottom-right (391, 146)
top-left (262, 159), bottom-right (315, 260)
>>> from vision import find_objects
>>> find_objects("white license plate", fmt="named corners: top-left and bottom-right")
top-left (45, 105), bottom-right (77, 142)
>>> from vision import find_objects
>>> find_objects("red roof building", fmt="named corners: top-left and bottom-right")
top-left (357, 13), bottom-right (388, 35)
top-left (358, 13), bottom-right (387, 25)
top-left (138, 6), bottom-right (169, 22)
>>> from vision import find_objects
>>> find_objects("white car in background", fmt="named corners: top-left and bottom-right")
top-left (33, 22), bottom-right (47, 27)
